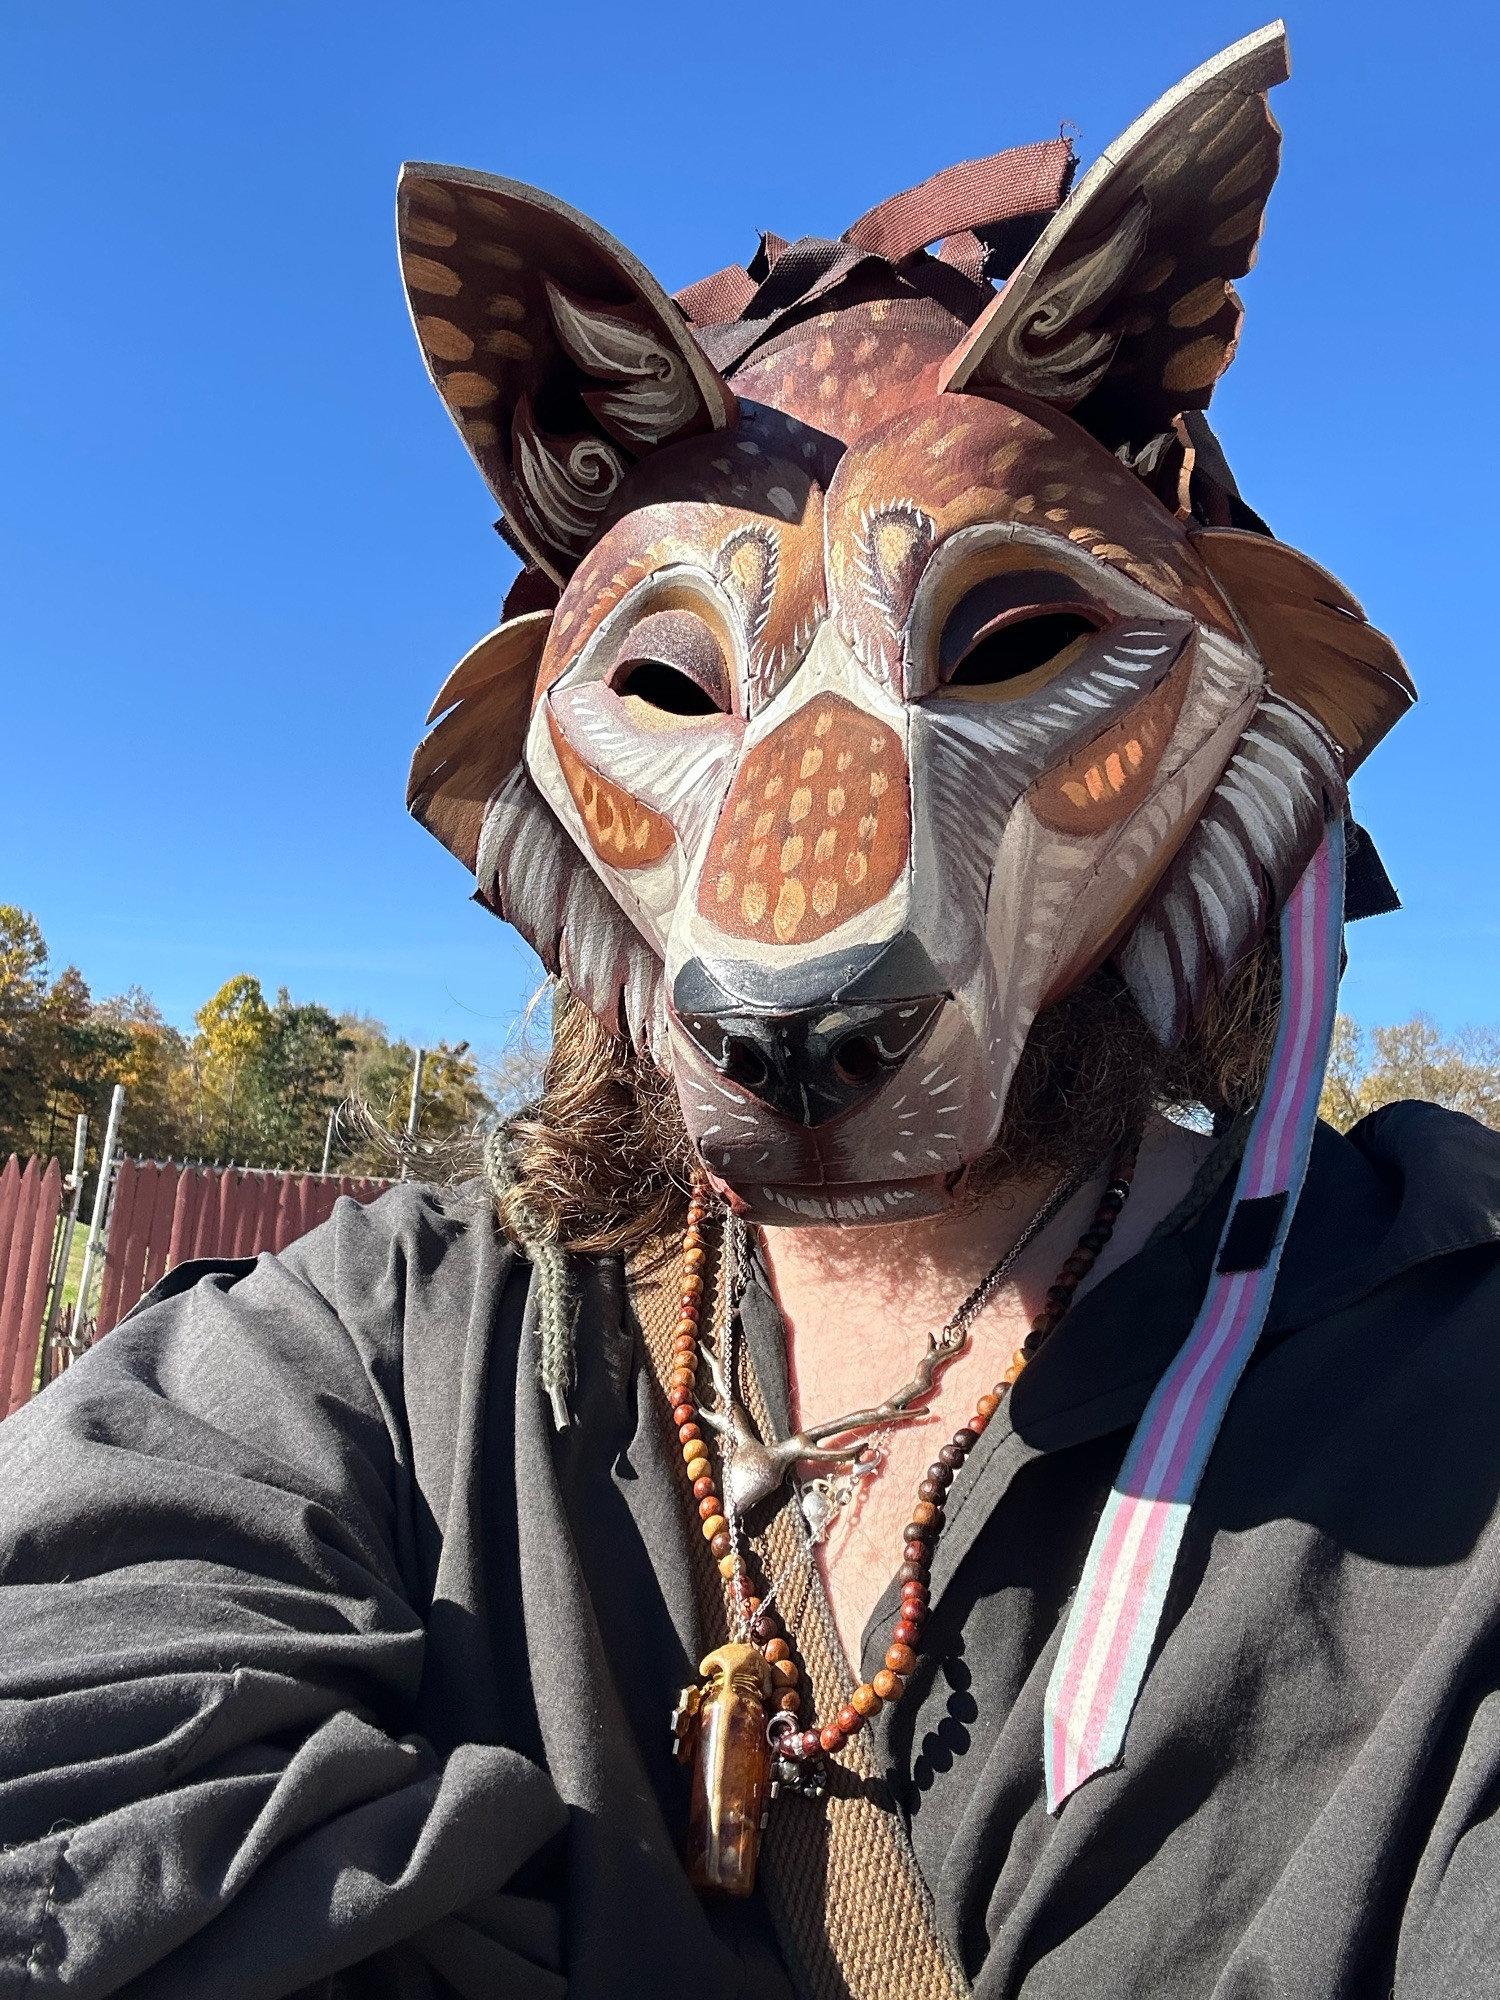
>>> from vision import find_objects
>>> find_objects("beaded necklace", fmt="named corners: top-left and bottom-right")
top-left (667, 1139), bottom-right (1140, 1894)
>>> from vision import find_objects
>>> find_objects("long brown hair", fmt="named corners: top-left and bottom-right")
top-left (495, 938), bottom-right (1280, 1256)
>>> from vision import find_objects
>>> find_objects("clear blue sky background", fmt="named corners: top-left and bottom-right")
top-left (3, 1), bottom-right (1495, 1058)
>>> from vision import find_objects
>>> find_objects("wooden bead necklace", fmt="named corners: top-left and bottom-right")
top-left (668, 1142), bottom-right (1140, 1893)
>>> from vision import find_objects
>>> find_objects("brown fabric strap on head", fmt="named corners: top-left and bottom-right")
top-left (842, 138), bottom-right (1075, 262)
top-left (936, 230), bottom-right (988, 284)
top-left (629, 1232), bottom-right (971, 2000)
top-left (676, 262), bottom-right (759, 327)
top-left (675, 138), bottom-right (1074, 355)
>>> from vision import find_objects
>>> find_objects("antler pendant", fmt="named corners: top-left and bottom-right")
top-left (699, 1343), bottom-right (943, 1513)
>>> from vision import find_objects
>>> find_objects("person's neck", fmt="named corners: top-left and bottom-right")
top-left (751, 1112), bottom-right (1216, 1669)
top-left (755, 1112), bottom-right (1212, 1338)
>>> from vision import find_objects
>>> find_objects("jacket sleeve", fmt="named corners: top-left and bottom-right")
top-left (1395, 1681), bottom-right (1500, 1998)
top-left (0, 1186), bottom-right (568, 2000)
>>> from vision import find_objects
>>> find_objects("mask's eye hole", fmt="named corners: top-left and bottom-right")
top-left (946, 608), bottom-right (1101, 687)
top-left (936, 569), bottom-right (1107, 695)
top-left (609, 609), bottom-right (732, 717)
top-left (617, 659), bottom-right (722, 714)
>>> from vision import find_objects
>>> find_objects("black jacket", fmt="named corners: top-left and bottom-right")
top-left (2, 1102), bottom-right (1499, 1998)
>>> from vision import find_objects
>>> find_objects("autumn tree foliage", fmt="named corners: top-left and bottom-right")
top-left (1320, 1016), bottom-right (1500, 1132)
top-left (0, 908), bottom-right (495, 1176)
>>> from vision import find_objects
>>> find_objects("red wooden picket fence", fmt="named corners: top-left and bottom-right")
top-left (97, 1162), bottom-right (394, 1335)
top-left (0, 1154), bottom-right (64, 1421)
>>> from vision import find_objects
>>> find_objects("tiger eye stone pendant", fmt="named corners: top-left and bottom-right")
top-left (674, 1642), bottom-right (774, 1895)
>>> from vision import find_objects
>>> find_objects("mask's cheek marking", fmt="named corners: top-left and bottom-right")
top-left (545, 708), bottom-right (676, 868)
top-left (696, 693), bottom-right (910, 945)
top-left (1027, 644), bottom-right (1195, 835)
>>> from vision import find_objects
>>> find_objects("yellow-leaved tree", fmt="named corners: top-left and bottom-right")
top-left (193, 975), bottom-right (273, 1159)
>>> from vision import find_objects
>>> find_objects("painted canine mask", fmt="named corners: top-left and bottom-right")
top-left (403, 23), bottom-right (1413, 1225)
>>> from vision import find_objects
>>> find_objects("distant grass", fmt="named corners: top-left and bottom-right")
top-left (59, 1222), bottom-right (91, 1310)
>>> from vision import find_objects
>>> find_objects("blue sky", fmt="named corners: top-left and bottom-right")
top-left (2, 1), bottom-right (1495, 1056)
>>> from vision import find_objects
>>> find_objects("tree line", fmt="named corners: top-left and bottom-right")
top-left (5, 902), bottom-right (1497, 1191)
top-left (0, 905), bottom-right (498, 1185)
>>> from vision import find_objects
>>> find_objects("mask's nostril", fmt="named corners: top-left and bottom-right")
top-left (724, 1039), bottom-right (770, 1090)
top-left (832, 1034), bottom-right (881, 1086)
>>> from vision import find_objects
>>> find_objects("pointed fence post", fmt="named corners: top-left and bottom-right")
top-left (6, 1159), bottom-right (61, 1415)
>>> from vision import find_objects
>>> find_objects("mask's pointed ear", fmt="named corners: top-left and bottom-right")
top-left (1191, 529), bottom-right (1416, 774)
top-left (941, 22), bottom-right (1289, 449)
top-left (398, 165), bottom-right (737, 583)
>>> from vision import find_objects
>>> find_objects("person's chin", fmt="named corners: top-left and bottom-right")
top-left (708, 1168), bottom-right (960, 1227)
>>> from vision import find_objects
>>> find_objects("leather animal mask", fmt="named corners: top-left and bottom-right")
top-left (403, 23), bottom-right (1413, 1225)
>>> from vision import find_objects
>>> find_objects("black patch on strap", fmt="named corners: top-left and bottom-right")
top-left (1217, 1192), bottom-right (1289, 1273)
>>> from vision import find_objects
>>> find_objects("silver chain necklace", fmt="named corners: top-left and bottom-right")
top-left (701, 1166), bottom-right (1093, 1548)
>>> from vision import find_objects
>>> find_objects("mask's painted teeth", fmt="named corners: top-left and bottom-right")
top-left (758, 1183), bottom-right (925, 1221)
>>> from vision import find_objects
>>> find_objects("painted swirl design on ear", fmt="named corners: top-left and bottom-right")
top-left (397, 164), bottom-right (735, 582)
top-left (545, 280), bottom-right (704, 449)
top-left (941, 21), bottom-right (1289, 449)
top-left (979, 193), bottom-right (1150, 405)
top-left (512, 398), bottom-right (628, 557)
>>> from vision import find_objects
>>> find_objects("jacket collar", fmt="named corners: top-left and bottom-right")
top-left (857, 1103), bottom-right (1500, 1667)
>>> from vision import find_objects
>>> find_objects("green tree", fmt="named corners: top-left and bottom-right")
top-left (0, 905), bottom-right (51, 1154)
top-left (335, 1017), bottom-right (496, 1176)
top-left (249, 992), bottom-right (351, 1168)
top-left (31, 967), bottom-right (131, 1160)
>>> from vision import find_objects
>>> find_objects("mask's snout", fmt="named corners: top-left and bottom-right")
top-left (675, 992), bottom-right (943, 1128)
top-left (670, 934), bottom-right (947, 1131)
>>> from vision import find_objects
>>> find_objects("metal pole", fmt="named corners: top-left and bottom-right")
top-left (76, 1084), bottom-right (125, 1330)
top-left (320, 1107), bottom-right (335, 1177)
top-left (401, 1048), bottom-right (426, 1180)
top-left (42, 1114), bottom-right (89, 1352)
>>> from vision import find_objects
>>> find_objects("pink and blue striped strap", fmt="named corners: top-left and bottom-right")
top-left (1043, 815), bottom-right (1345, 1813)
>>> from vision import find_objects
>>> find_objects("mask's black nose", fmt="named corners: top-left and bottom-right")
top-left (671, 939), bottom-right (945, 1128)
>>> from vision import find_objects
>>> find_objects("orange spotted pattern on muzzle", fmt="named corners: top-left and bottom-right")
top-left (698, 694), bottom-right (910, 945)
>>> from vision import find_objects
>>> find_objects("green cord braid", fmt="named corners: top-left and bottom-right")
top-left (484, 1123), bottom-right (575, 1431)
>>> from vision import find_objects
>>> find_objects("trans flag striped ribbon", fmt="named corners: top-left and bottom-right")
top-left (1043, 814), bottom-right (1345, 1812)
